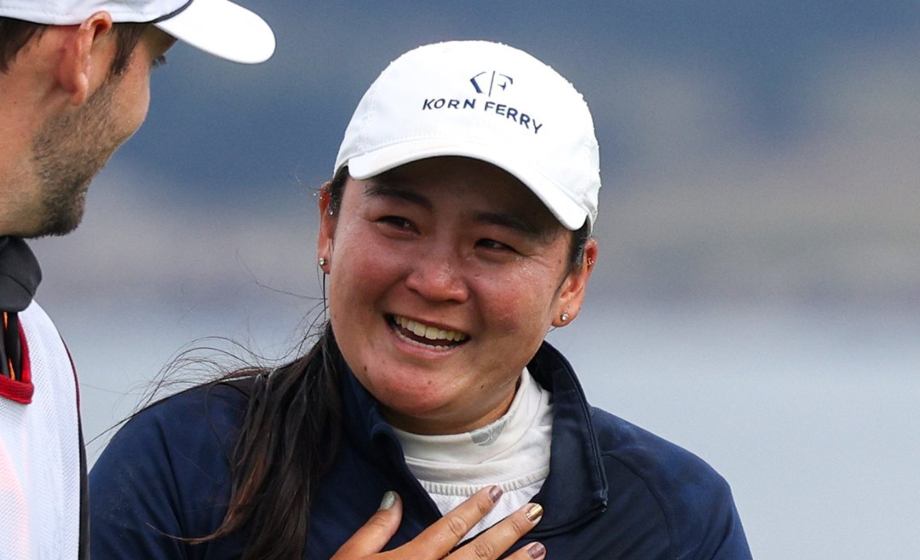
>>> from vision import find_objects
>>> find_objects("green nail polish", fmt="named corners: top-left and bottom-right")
top-left (379, 491), bottom-right (397, 510)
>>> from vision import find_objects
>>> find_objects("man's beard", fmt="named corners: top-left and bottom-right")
top-left (29, 76), bottom-right (125, 237)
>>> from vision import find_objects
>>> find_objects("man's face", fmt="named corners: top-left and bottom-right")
top-left (27, 26), bottom-right (174, 238)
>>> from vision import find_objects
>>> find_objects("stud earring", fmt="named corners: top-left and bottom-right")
top-left (318, 257), bottom-right (327, 267)
top-left (560, 312), bottom-right (570, 322)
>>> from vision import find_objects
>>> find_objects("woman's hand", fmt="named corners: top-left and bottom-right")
top-left (331, 486), bottom-right (545, 560)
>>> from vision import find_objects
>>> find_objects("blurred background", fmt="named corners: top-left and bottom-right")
top-left (30, 1), bottom-right (919, 559)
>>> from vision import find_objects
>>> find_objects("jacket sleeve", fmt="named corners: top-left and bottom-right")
top-left (591, 408), bottom-right (753, 560)
top-left (89, 387), bottom-right (243, 560)
top-left (700, 486), bottom-right (752, 560)
top-left (672, 468), bottom-right (753, 560)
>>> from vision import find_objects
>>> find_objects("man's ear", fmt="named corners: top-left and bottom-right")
top-left (56, 11), bottom-right (114, 106)
top-left (552, 238), bottom-right (598, 327)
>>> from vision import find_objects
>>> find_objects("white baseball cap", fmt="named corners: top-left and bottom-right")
top-left (0, 0), bottom-right (275, 64)
top-left (334, 41), bottom-right (601, 231)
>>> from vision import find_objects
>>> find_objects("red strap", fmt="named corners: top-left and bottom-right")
top-left (0, 320), bottom-right (32, 404)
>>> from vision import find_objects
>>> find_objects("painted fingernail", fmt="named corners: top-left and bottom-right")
top-left (379, 491), bottom-right (397, 510)
top-left (489, 485), bottom-right (503, 503)
top-left (527, 542), bottom-right (546, 559)
top-left (525, 503), bottom-right (543, 522)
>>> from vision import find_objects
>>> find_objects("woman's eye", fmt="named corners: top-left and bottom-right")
top-left (477, 238), bottom-right (514, 252)
top-left (378, 216), bottom-right (414, 231)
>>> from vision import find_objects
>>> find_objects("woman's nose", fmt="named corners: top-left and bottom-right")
top-left (404, 252), bottom-right (469, 303)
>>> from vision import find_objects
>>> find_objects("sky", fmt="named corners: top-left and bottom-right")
top-left (27, 2), bottom-right (920, 559)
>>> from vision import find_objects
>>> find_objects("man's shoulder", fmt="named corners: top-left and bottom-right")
top-left (18, 300), bottom-right (57, 331)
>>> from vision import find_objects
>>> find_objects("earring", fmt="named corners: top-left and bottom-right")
top-left (318, 257), bottom-right (327, 267)
top-left (560, 312), bottom-right (570, 322)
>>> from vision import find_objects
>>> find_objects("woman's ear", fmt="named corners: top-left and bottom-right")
top-left (552, 238), bottom-right (598, 327)
top-left (316, 184), bottom-right (336, 269)
top-left (55, 11), bottom-right (114, 106)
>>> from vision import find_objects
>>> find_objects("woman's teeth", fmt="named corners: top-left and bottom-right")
top-left (393, 315), bottom-right (467, 343)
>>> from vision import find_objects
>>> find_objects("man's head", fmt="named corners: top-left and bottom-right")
top-left (0, 0), bottom-right (274, 238)
top-left (0, 0), bottom-right (275, 67)
top-left (0, 19), bottom-right (146, 76)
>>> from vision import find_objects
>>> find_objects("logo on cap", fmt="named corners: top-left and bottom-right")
top-left (470, 72), bottom-right (514, 97)
top-left (420, 70), bottom-right (543, 135)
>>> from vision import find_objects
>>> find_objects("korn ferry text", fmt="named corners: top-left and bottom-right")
top-left (421, 98), bottom-right (543, 134)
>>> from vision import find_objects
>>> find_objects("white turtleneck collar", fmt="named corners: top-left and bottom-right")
top-left (391, 368), bottom-right (554, 539)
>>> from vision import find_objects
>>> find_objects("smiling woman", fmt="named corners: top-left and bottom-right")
top-left (321, 158), bottom-right (588, 436)
top-left (89, 41), bottom-right (753, 560)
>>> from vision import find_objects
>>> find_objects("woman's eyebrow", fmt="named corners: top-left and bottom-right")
top-left (474, 211), bottom-right (543, 239)
top-left (364, 181), bottom-right (432, 211)
top-left (365, 180), bottom-right (547, 239)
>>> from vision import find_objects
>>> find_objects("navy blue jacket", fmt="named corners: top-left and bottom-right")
top-left (90, 342), bottom-right (752, 560)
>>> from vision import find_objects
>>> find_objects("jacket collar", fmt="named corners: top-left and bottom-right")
top-left (0, 237), bottom-right (41, 312)
top-left (339, 340), bottom-right (609, 533)
top-left (526, 342), bottom-right (609, 534)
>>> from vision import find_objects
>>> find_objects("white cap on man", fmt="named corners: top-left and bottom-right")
top-left (0, 0), bottom-right (275, 64)
top-left (335, 41), bottom-right (600, 232)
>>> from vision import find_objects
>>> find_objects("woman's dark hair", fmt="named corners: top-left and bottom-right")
top-left (188, 169), bottom-right (351, 560)
top-left (0, 17), bottom-right (147, 75)
top-left (193, 166), bottom-right (592, 560)
top-left (189, 323), bottom-right (344, 560)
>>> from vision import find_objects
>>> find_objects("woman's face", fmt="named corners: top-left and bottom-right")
top-left (318, 157), bottom-right (596, 435)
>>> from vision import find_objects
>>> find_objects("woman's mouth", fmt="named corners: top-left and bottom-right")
top-left (389, 315), bottom-right (469, 350)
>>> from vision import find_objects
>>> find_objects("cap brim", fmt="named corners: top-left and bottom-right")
top-left (345, 139), bottom-right (589, 231)
top-left (154, 0), bottom-right (275, 64)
